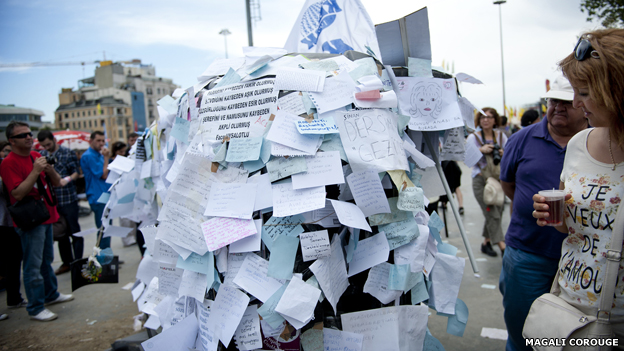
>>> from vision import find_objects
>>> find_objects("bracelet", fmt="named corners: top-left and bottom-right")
top-left (63, 176), bottom-right (72, 183)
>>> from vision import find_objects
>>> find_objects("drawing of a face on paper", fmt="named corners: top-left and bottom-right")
top-left (409, 82), bottom-right (443, 119)
top-left (396, 77), bottom-right (464, 131)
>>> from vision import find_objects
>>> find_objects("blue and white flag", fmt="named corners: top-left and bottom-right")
top-left (284, 0), bottom-right (382, 60)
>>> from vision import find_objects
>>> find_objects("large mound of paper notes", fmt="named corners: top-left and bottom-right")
top-left (102, 47), bottom-right (481, 351)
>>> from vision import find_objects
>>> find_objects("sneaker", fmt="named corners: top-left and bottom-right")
top-left (0, 313), bottom-right (8, 321)
top-left (55, 264), bottom-right (71, 275)
top-left (7, 300), bottom-right (27, 309)
top-left (30, 309), bottom-right (58, 322)
top-left (459, 207), bottom-right (464, 215)
top-left (481, 242), bottom-right (498, 257)
top-left (45, 293), bottom-right (74, 306)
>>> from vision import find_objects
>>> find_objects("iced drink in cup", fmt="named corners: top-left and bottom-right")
top-left (539, 190), bottom-right (566, 226)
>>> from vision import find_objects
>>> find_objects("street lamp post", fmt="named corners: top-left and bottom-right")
top-left (494, 0), bottom-right (507, 116)
top-left (219, 29), bottom-right (231, 59)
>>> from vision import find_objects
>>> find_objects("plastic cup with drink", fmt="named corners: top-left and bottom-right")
top-left (539, 189), bottom-right (566, 226)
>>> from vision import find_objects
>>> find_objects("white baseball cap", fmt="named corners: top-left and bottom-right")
top-left (542, 76), bottom-right (574, 101)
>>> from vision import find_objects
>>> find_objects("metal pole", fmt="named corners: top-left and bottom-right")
top-left (219, 29), bottom-right (231, 59)
top-left (423, 132), bottom-right (479, 274)
top-left (246, 0), bottom-right (253, 46)
top-left (495, 1), bottom-right (507, 114)
top-left (224, 35), bottom-right (228, 59)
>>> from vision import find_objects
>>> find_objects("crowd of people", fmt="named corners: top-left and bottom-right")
top-left (0, 126), bottom-right (140, 321)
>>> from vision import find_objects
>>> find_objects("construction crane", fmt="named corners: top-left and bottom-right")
top-left (0, 58), bottom-right (142, 68)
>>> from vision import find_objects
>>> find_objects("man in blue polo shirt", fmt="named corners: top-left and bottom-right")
top-left (498, 76), bottom-right (588, 351)
top-left (80, 131), bottom-right (112, 250)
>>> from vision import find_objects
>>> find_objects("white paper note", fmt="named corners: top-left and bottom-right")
top-left (207, 285), bottom-right (250, 347)
top-left (201, 217), bottom-right (258, 252)
top-left (363, 262), bottom-right (403, 304)
top-left (275, 275), bottom-right (321, 327)
top-left (266, 111), bottom-right (322, 154)
top-left (308, 71), bottom-right (357, 114)
top-left (348, 233), bottom-right (390, 277)
top-left (271, 182), bottom-right (326, 218)
top-left (291, 151), bottom-right (344, 190)
top-left (233, 305), bottom-right (263, 350)
top-left (309, 235), bottom-right (349, 314)
top-left (347, 170), bottom-right (391, 217)
top-left (275, 67), bottom-right (326, 92)
top-left (330, 200), bottom-right (372, 232)
top-left (233, 254), bottom-right (284, 303)
top-left (299, 230), bottom-right (331, 262)
top-left (204, 182), bottom-right (257, 219)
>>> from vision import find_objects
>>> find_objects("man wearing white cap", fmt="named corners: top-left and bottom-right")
top-left (497, 76), bottom-right (588, 351)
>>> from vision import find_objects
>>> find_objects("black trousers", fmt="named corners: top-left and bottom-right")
top-left (0, 225), bottom-right (24, 305)
top-left (57, 201), bottom-right (84, 266)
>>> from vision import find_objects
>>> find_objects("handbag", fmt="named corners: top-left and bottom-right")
top-left (6, 156), bottom-right (58, 231)
top-left (522, 199), bottom-right (624, 350)
top-left (473, 131), bottom-right (501, 180)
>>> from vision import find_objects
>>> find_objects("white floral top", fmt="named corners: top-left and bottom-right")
top-left (558, 129), bottom-right (624, 315)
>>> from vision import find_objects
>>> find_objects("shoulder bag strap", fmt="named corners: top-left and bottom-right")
top-left (598, 199), bottom-right (624, 321)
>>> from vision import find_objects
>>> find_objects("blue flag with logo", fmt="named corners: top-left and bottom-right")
top-left (284, 0), bottom-right (381, 60)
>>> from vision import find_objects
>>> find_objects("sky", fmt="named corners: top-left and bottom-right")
top-left (0, 0), bottom-right (599, 124)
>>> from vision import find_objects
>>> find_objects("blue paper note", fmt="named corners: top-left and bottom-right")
top-left (408, 57), bottom-right (433, 78)
top-left (319, 133), bottom-right (348, 162)
top-left (397, 114), bottom-right (410, 137)
top-left (423, 329), bottom-right (445, 351)
top-left (96, 192), bottom-right (110, 204)
top-left (267, 235), bottom-right (299, 280)
top-left (262, 215), bottom-right (305, 250)
top-left (388, 264), bottom-right (421, 293)
top-left (446, 298), bottom-right (468, 337)
top-left (214, 68), bottom-right (242, 88)
top-left (243, 158), bottom-right (265, 173)
top-left (379, 217), bottom-right (420, 250)
top-left (260, 138), bottom-right (272, 164)
top-left (145, 134), bottom-right (153, 160)
top-left (296, 117), bottom-right (339, 134)
top-left (176, 251), bottom-right (213, 275)
top-left (345, 229), bottom-right (360, 264)
top-left (170, 117), bottom-right (191, 144)
top-left (225, 137), bottom-right (263, 162)
top-left (348, 57), bottom-right (377, 82)
top-left (257, 283), bottom-right (287, 328)
top-left (410, 274), bottom-right (429, 304)
top-left (428, 211), bottom-right (444, 243)
top-left (213, 142), bottom-right (227, 163)
top-left (301, 92), bottom-right (316, 114)
top-left (437, 242), bottom-right (458, 256)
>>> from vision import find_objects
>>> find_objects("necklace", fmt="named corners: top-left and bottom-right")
top-left (608, 129), bottom-right (617, 171)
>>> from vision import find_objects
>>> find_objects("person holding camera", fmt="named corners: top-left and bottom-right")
top-left (466, 107), bottom-right (508, 257)
top-left (37, 130), bottom-right (83, 275)
top-left (0, 121), bottom-right (73, 321)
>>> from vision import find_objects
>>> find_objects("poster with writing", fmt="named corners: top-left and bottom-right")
top-left (336, 109), bottom-right (408, 173)
top-left (199, 78), bottom-right (278, 141)
top-left (396, 77), bottom-right (464, 131)
top-left (439, 127), bottom-right (466, 161)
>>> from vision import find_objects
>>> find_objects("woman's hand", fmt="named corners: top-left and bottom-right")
top-left (532, 193), bottom-right (571, 231)
top-left (480, 144), bottom-right (494, 154)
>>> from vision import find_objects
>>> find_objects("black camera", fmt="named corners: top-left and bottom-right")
top-left (492, 144), bottom-right (502, 165)
top-left (45, 155), bottom-right (56, 165)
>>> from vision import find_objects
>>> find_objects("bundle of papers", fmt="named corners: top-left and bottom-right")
top-left (105, 47), bottom-right (482, 351)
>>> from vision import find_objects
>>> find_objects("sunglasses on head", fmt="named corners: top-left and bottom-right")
top-left (10, 132), bottom-right (33, 139)
top-left (574, 37), bottom-right (599, 61)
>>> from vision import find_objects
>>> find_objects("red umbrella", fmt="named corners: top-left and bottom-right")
top-left (34, 130), bottom-right (91, 151)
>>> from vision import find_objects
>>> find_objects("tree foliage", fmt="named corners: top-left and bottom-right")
top-left (581, 0), bottom-right (624, 28)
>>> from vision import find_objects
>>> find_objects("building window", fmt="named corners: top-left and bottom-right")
top-left (71, 112), bottom-right (74, 117)
top-left (157, 88), bottom-right (161, 94)
top-left (82, 111), bottom-right (85, 117)
top-left (148, 99), bottom-right (153, 107)
top-left (101, 119), bottom-right (105, 127)
top-left (149, 109), bottom-right (154, 118)
top-left (66, 123), bottom-right (70, 129)
top-left (72, 122), bottom-right (76, 129)
top-left (146, 87), bottom-right (153, 95)
top-left (94, 109), bottom-right (97, 115)
top-left (88, 110), bottom-right (91, 116)
top-left (89, 120), bottom-right (92, 128)
top-left (119, 130), bottom-right (123, 138)
top-left (64, 113), bottom-right (68, 118)
top-left (58, 114), bottom-right (62, 121)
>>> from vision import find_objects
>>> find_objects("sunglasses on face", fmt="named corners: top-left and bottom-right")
top-left (574, 37), bottom-right (599, 61)
top-left (548, 98), bottom-right (573, 107)
top-left (10, 132), bottom-right (33, 139)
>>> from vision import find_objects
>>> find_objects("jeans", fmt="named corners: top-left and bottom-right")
top-left (16, 224), bottom-right (59, 316)
top-left (499, 246), bottom-right (560, 351)
top-left (57, 201), bottom-right (83, 265)
top-left (89, 203), bottom-right (110, 250)
top-left (0, 225), bottom-right (24, 306)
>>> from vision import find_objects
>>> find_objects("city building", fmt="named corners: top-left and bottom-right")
top-left (55, 60), bottom-right (178, 143)
top-left (0, 104), bottom-right (45, 141)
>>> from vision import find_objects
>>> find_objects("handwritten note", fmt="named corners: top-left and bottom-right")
top-left (201, 217), bottom-right (257, 252)
top-left (300, 230), bottom-right (331, 262)
top-left (225, 137), bottom-right (263, 162)
top-left (170, 117), bottom-right (191, 144)
top-left (233, 254), bottom-right (284, 303)
top-left (158, 263), bottom-right (183, 297)
top-left (233, 305), bottom-right (262, 351)
top-left (292, 151), bottom-right (344, 190)
top-left (204, 183), bottom-right (257, 219)
top-left (378, 217), bottom-right (420, 250)
top-left (266, 156), bottom-right (307, 182)
top-left (323, 328), bottom-right (364, 351)
top-left (429, 253), bottom-right (465, 314)
top-left (397, 186), bottom-right (425, 212)
top-left (341, 305), bottom-right (428, 351)
top-left (266, 111), bottom-right (322, 154)
top-left (296, 117), bottom-right (339, 134)
top-left (363, 262), bottom-right (402, 304)
top-left (330, 200), bottom-right (372, 232)
top-left (176, 251), bottom-right (213, 275)
top-left (207, 285), bottom-right (250, 347)
top-left (308, 71), bottom-right (356, 114)
top-left (262, 214), bottom-right (305, 250)
top-left (257, 284), bottom-right (287, 329)
top-left (153, 239), bottom-right (180, 265)
top-left (247, 173), bottom-right (273, 211)
top-left (348, 233), bottom-right (390, 277)
top-left (272, 183), bottom-right (326, 217)
top-left (336, 109), bottom-right (408, 173)
top-left (309, 235), bottom-right (349, 314)
top-left (278, 92), bottom-right (307, 115)
top-left (275, 275), bottom-right (322, 328)
top-left (439, 127), bottom-right (465, 162)
top-left (275, 67), bottom-right (326, 92)
top-left (229, 219), bottom-right (262, 253)
top-left (347, 170), bottom-right (391, 217)
top-left (177, 269), bottom-right (207, 301)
